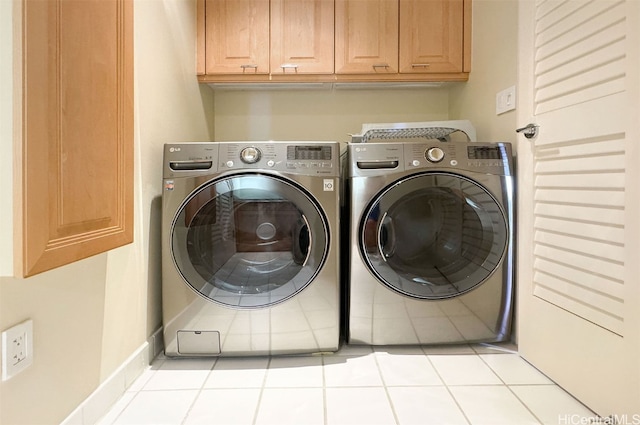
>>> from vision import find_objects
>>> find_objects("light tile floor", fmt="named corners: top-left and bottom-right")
top-left (97, 343), bottom-right (595, 425)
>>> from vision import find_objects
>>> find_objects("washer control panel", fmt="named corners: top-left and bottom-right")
top-left (426, 147), bottom-right (445, 163)
top-left (163, 141), bottom-right (340, 178)
top-left (240, 146), bottom-right (261, 164)
top-left (220, 142), bottom-right (338, 176)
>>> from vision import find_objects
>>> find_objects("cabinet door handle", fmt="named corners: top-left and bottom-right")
top-left (372, 63), bottom-right (390, 70)
top-left (240, 64), bottom-right (258, 72)
top-left (411, 63), bottom-right (430, 68)
top-left (280, 64), bottom-right (299, 72)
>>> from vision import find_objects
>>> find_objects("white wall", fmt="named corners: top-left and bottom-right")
top-left (449, 0), bottom-right (519, 145)
top-left (213, 86), bottom-right (452, 143)
top-left (100, 0), bottom-right (215, 378)
top-left (0, 1), bottom-right (214, 423)
top-left (0, 0), bottom-right (14, 275)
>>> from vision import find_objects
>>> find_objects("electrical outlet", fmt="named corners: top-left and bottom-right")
top-left (1, 320), bottom-right (34, 381)
top-left (496, 85), bottom-right (516, 115)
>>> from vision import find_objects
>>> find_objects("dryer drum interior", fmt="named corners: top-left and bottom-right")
top-left (360, 172), bottom-right (508, 300)
top-left (171, 173), bottom-right (329, 309)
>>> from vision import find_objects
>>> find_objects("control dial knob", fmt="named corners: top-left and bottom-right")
top-left (426, 147), bottom-right (445, 163)
top-left (240, 146), bottom-right (261, 164)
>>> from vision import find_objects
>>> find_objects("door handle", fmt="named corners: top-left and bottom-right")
top-left (377, 213), bottom-right (395, 261)
top-left (516, 123), bottom-right (539, 139)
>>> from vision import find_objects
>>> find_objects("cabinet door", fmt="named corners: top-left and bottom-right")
top-left (399, 0), bottom-right (464, 73)
top-left (271, 0), bottom-right (334, 75)
top-left (335, 0), bottom-right (399, 74)
top-left (22, 0), bottom-right (133, 277)
top-left (205, 0), bottom-right (270, 75)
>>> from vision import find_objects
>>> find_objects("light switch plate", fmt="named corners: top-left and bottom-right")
top-left (496, 85), bottom-right (516, 115)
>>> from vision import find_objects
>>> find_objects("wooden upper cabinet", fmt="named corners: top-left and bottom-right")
top-left (197, 0), bottom-right (471, 82)
top-left (335, 0), bottom-right (399, 74)
top-left (336, 0), bottom-right (468, 76)
top-left (204, 0), bottom-right (270, 75)
top-left (200, 0), bottom-right (333, 77)
top-left (399, 0), bottom-right (465, 73)
top-left (271, 0), bottom-right (335, 75)
top-left (21, 0), bottom-right (133, 277)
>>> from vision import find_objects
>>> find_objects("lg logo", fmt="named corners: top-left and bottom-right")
top-left (169, 147), bottom-right (181, 153)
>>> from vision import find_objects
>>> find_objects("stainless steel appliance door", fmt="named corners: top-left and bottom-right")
top-left (360, 172), bottom-right (508, 299)
top-left (171, 173), bottom-right (329, 308)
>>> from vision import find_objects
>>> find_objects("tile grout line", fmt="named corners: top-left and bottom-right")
top-left (424, 351), bottom-right (473, 425)
top-left (100, 379), bottom-right (140, 424)
top-left (179, 357), bottom-right (218, 425)
top-left (251, 356), bottom-right (272, 425)
top-left (504, 384), bottom-right (546, 425)
top-left (103, 356), bottom-right (166, 425)
top-left (322, 353), bottom-right (328, 425)
top-left (372, 351), bottom-right (401, 425)
top-left (476, 352), bottom-right (545, 425)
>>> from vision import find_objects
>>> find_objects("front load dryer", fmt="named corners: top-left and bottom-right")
top-left (346, 141), bottom-right (515, 345)
top-left (162, 141), bottom-right (341, 356)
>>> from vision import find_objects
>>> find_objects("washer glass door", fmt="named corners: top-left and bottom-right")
top-left (360, 172), bottom-right (507, 299)
top-left (172, 174), bottom-right (328, 308)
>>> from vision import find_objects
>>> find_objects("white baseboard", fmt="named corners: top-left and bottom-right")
top-left (61, 327), bottom-right (164, 425)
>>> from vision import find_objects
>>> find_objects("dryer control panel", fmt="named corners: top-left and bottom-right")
top-left (408, 142), bottom-right (512, 175)
top-left (348, 141), bottom-right (513, 178)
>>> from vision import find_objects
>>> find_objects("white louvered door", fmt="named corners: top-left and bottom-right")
top-left (517, 0), bottom-right (640, 416)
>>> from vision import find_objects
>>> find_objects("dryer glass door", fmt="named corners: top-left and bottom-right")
top-left (360, 172), bottom-right (508, 299)
top-left (171, 174), bottom-right (329, 308)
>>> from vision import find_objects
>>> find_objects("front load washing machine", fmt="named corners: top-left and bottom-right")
top-left (346, 141), bottom-right (514, 345)
top-left (162, 141), bottom-right (341, 356)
